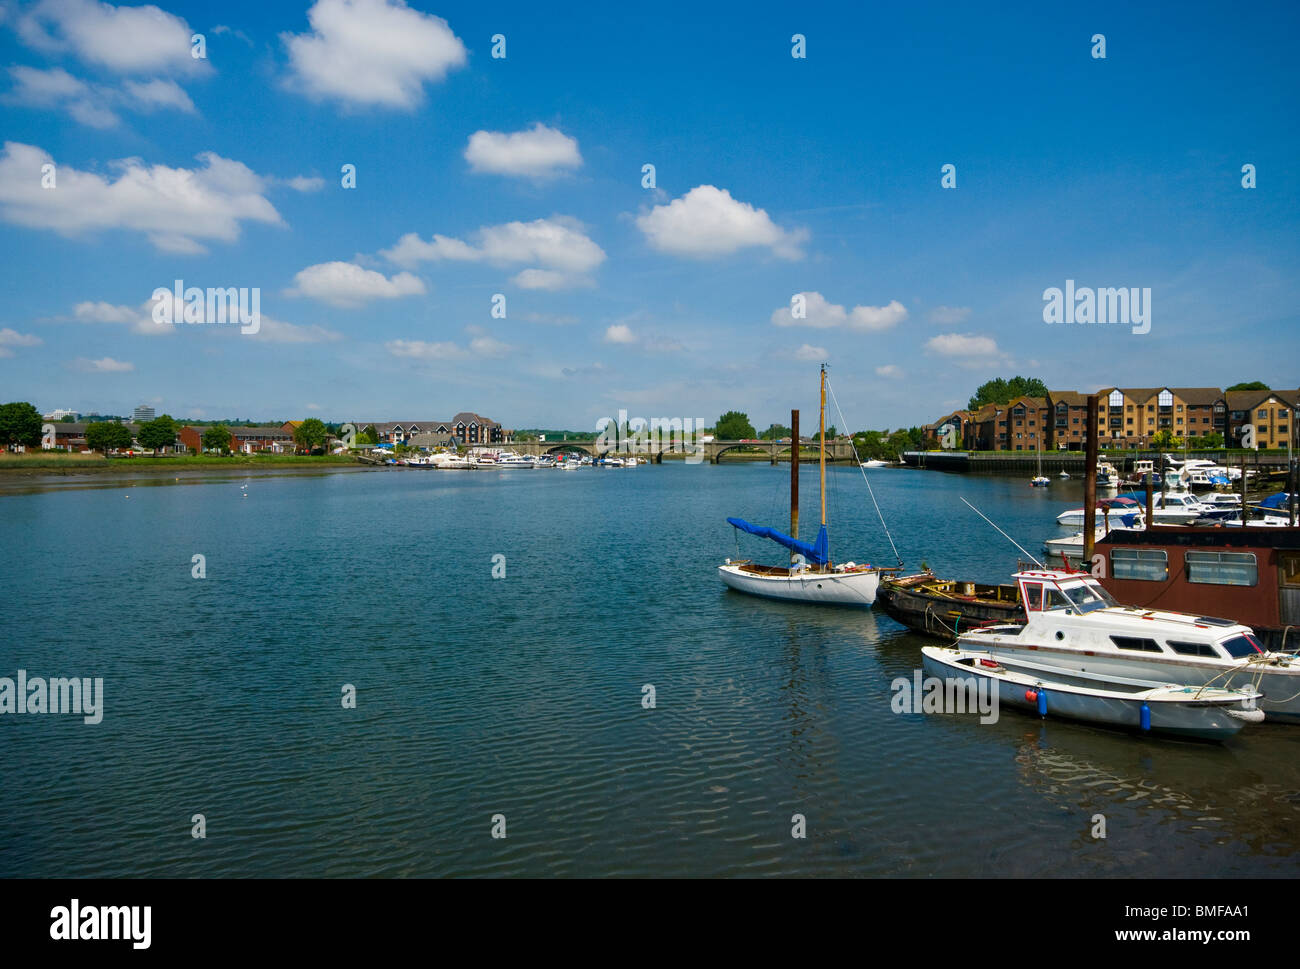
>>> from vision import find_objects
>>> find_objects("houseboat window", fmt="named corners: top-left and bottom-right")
top-left (1111, 636), bottom-right (1163, 653)
top-left (1186, 551), bottom-right (1257, 587)
top-left (1280, 552), bottom-right (1300, 588)
top-left (1218, 634), bottom-right (1265, 659)
top-left (1111, 548), bottom-right (1168, 581)
top-left (1167, 640), bottom-right (1220, 658)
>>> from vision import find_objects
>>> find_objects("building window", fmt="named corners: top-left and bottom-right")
top-left (1186, 551), bottom-right (1257, 587)
top-left (1109, 390), bottom-right (1123, 407)
top-left (1158, 390), bottom-right (1173, 407)
top-left (1111, 548), bottom-right (1168, 581)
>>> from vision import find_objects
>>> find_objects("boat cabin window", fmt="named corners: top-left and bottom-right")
top-left (1021, 581), bottom-right (1046, 610)
top-left (1062, 581), bottom-right (1116, 612)
top-left (1044, 588), bottom-right (1072, 611)
top-left (1167, 640), bottom-right (1220, 658)
top-left (1186, 551), bottom-right (1258, 587)
top-left (1218, 634), bottom-right (1265, 659)
top-left (1110, 636), bottom-right (1164, 653)
top-left (1111, 548), bottom-right (1168, 582)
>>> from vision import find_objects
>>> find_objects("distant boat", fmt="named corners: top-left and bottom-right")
top-left (1030, 442), bottom-right (1049, 486)
top-left (718, 365), bottom-right (897, 606)
top-left (862, 459), bottom-right (889, 468)
top-left (1058, 470), bottom-right (1070, 479)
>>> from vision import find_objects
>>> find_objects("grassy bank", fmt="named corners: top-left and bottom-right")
top-left (0, 452), bottom-right (361, 473)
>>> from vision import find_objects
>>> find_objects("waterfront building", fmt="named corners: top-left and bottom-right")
top-left (932, 385), bottom-right (1298, 452)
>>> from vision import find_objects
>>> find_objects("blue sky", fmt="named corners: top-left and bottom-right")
top-left (1, 0), bottom-right (1297, 432)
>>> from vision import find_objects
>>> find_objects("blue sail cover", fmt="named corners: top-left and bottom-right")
top-left (1259, 491), bottom-right (1293, 510)
top-left (727, 518), bottom-right (829, 566)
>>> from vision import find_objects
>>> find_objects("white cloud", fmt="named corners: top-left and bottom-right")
top-left (285, 175), bottom-right (325, 192)
top-left (121, 78), bottom-right (194, 113)
top-left (929, 305), bottom-right (971, 325)
top-left (925, 333), bottom-right (1001, 357)
top-left (288, 261), bottom-right (425, 307)
top-left (849, 300), bottom-right (908, 331)
top-left (0, 328), bottom-right (42, 352)
top-left (72, 356), bottom-right (133, 372)
top-left (636, 185), bottom-right (806, 259)
top-left (464, 123), bottom-right (582, 177)
top-left (7, 67), bottom-right (196, 128)
top-left (73, 300), bottom-right (138, 324)
top-left (386, 339), bottom-right (465, 360)
top-left (0, 143), bottom-right (282, 253)
top-left (68, 298), bottom-right (341, 343)
top-left (772, 292), bottom-right (907, 332)
top-left (250, 317), bottom-right (343, 344)
top-left (604, 324), bottom-right (636, 344)
top-left (469, 335), bottom-right (510, 357)
top-left (875, 364), bottom-right (902, 378)
top-left (17, 0), bottom-right (205, 75)
top-left (381, 216), bottom-right (604, 289)
top-left (794, 344), bottom-right (827, 361)
top-left (281, 0), bottom-right (467, 109)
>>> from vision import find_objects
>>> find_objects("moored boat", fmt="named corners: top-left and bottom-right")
top-left (957, 567), bottom-right (1300, 722)
top-left (921, 646), bottom-right (1263, 741)
top-left (877, 572), bottom-right (1024, 637)
top-left (718, 365), bottom-right (899, 607)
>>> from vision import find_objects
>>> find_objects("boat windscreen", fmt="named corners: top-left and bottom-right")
top-left (1219, 634), bottom-right (1265, 659)
top-left (1063, 582), bottom-right (1117, 613)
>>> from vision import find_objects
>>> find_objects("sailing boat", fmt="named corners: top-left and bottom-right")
top-left (717, 365), bottom-right (898, 606)
top-left (1031, 437), bottom-right (1050, 487)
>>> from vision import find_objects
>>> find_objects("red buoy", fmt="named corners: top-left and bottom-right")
top-left (1025, 690), bottom-right (1038, 702)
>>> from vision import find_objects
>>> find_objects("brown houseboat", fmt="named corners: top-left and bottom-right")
top-left (1095, 526), bottom-right (1300, 651)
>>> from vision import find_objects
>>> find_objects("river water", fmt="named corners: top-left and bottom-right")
top-left (2, 462), bottom-right (1297, 876)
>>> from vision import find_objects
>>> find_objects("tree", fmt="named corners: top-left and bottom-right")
top-left (137, 415), bottom-right (178, 453)
top-left (968, 376), bottom-right (1049, 410)
top-left (1225, 381), bottom-right (1269, 392)
top-left (758, 424), bottom-right (792, 440)
top-left (1151, 429), bottom-right (1174, 449)
top-left (202, 424), bottom-right (232, 453)
top-left (715, 411), bottom-right (756, 439)
top-left (85, 420), bottom-right (133, 453)
top-left (0, 401), bottom-right (42, 448)
top-left (293, 417), bottom-right (328, 454)
top-left (815, 424), bottom-right (838, 442)
top-left (357, 426), bottom-right (378, 446)
top-left (1199, 431), bottom-right (1224, 448)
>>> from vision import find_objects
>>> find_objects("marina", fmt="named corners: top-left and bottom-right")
top-left (5, 454), bottom-right (1300, 878)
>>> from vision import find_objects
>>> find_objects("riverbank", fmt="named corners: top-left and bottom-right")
top-left (0, 452), bottom-right (361, 475)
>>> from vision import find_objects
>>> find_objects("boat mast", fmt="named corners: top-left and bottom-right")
top-left (790, 408), bottom-right (799, 548)
top-left (820, 364), bottom-right (827, 527)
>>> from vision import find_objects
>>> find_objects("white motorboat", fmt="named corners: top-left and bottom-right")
top-left (863, 459), bottom-right (889, 468)
top-left (921, 646), bottom-right (1262, 741)
top-left (431, 452), bottom-right (471, 469)
top-left (1055, 497), bottom-right (1145, 527)
top-left (1045, 515), bottom-right (1145, 561)
top-left (957, 568), bottom-right (1300, 722)
top-left (1058, 470), bottom-right (1070, 480)
top-left (719, 365), bottom-right (898, 606)
top-left (495, 451), bottom-right (535, 469)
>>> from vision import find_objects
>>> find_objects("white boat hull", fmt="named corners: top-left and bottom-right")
top-left (718, 563), bottom-right (882, 606)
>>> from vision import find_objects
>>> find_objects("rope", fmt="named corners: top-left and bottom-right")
top-left (824, 373), bottom-right (904, 566)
